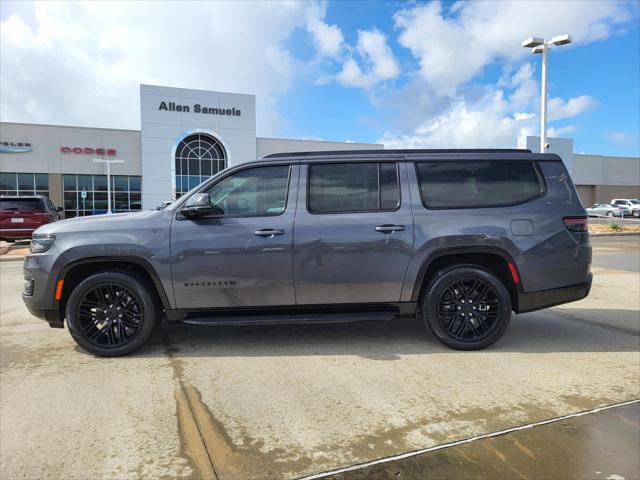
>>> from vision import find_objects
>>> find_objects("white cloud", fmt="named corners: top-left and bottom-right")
top-left (336, 29), bottom-right (399, 89)
top-left (378, 63), bottom-right (591, 148)
top-left (0, 1), bottom-right (316, 134)
top-left (306, 11), bottom-right (344, 58)
top-left (379, 89), bottom-right (537, 149)
top-left (394, 0), bottom-right (634, 93)
top-left (606, 131), bottom-right (630, 144)
top-left (548, 125), bottom-right (577, 137)
top-left (548, 95), bottom-right (597, 120)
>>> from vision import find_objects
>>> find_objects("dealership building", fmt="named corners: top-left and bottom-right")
top-left (1, 84), bottom-right (638, 217)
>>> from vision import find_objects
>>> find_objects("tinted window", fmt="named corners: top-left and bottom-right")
top-left (308, 162), bottom-right (399, 213)
top-left (0, 173), bottom-right (17, 190)
top-left (0, 198), bottom-right (43, 211)
top-left (35, 174), bottom-right (49, 191)
top-left (416, 161), bottom-right (542, 209)
top-left (205, 165), bottom-right (290, 217)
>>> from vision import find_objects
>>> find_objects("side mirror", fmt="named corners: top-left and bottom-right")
top-left (180, 193), bottom-right (215, 218)
top-left (56, 206), bottom-right (63, 212)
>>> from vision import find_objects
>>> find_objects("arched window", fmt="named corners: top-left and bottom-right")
top-left (174, 133), bottom-right (226, 197)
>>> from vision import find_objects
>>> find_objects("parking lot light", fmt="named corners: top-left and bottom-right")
top-left (522, 34), bottom-right (572, 153)
top-left (93, 158), bottom-right (125, 214)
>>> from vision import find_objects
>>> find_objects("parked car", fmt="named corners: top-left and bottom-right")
top-left (610, 199), bottom-right (640, 217)
top-left (0, 195), bottom-right (62, 242)
top-left (586, 203), bottom-right (629, 217)
top-left (22, 149), bottom-right (592, 356)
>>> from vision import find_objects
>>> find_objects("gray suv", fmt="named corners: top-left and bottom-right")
top-left (22, 149), bottom-right (592, 356)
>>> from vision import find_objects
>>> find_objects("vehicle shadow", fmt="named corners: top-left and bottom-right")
top-left (131, 307), bottom-right (640, 359)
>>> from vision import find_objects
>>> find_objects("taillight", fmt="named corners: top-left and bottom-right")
top-left (563, 216), bottom-right (588, 233)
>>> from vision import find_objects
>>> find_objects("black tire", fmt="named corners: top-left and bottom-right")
top-left (65, 270), bottom-right (158, 356)
top-left (421, 265), bottom-right (511, 350)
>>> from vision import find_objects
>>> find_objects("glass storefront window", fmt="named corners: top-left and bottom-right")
top-left (61, 174), bottom-right (141, 217)
top-left (129, 177), bottom-right (141, 192)
top-left (18, 173), bottom-right (34, 191)
top-left (113, 176), bottom-right (128, 192)
top-left (35, 173), bottom-right (49, 190)
top-left (78, 175), bottom-right (93, 192)
top-left (93, 175), bottom-right (108, 191)
top-left (174, 133), bottom-right (226, 198)
top-left (63, 174), bottom-right (77, 191)
top-left (0, 172), bottom-right (48, 197)
top-left (0, 172), bottom-right (17, 190)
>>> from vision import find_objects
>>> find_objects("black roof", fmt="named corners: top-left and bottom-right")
top-left (256, 148), bottom-right (564, 164)
top-left (263, 148), bottom-right (530, 159)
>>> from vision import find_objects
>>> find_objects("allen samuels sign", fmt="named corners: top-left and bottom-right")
top-left (158, 101), bottom-right (241, 117)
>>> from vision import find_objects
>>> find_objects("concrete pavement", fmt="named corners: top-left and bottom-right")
top-left (1, 236), bottom-right (639, 479)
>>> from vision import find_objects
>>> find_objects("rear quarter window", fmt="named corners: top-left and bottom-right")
top-left (415, 161), bottom-right (543, 209)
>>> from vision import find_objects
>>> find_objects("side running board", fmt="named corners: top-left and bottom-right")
top-left (183, 311), bottom-right (398, 326)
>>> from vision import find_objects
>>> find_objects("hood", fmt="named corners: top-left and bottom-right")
top-left (34, 209), bottom-right (167, 236)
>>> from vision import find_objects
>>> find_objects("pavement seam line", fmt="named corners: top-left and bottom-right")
top-left (163, 335), bottom-right (221, 480)
top-left (296, 398), bottom-right (640, 480)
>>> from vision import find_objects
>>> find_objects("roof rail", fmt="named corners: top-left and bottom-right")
top-left (263, 148), bottom-right (532, 158)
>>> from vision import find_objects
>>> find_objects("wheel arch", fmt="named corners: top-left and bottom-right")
top-left (412, 247), bottom-right (521, 311)
top-left (57, 256), bottom-right (171, 317)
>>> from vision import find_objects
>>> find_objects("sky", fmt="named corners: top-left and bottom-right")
top-left (1, 0), bottom-right (639, 157)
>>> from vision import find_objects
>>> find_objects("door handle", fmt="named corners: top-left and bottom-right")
top-left (375, 224), bottom-right (405, 233)
top-left (254, 229), bottom-right (285, 237)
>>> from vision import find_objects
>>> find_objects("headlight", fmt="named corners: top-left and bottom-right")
top-left (30, 234), bottom-right (55, 253)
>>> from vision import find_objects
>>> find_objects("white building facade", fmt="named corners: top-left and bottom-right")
top-left (0, 85), bottom-right (381, 216)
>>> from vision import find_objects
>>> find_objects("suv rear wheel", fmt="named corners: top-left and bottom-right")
top-left (65, 271), bottom-right (158, 356)
top-left (422, 265), bottom-right (511, 350)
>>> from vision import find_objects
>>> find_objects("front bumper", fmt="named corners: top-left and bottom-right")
top-left (23, 301), bottom-right (64, 328)
top-left (517, 273), bottom-right (593, 313)
top-left (22, 251), bottom-right (65, 328)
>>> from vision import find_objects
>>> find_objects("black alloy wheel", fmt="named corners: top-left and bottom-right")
top-left (76, 283), bottom-right (142, 348)
top-left (422, 265), bottom-right (511, 350)
top-left (66, 271), bottom-right (158, 356)
top-left (436, 278), bottom-right (500, 342)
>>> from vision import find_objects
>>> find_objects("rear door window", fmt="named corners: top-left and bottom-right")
top-left (0, 198), bottom-right (43, 211)
top-left (415, 161), bottom-right (542, 209)
top-left (308, 162), bottom-right (400, 213)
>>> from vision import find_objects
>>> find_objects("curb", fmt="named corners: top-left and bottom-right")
top-left (590, 231), bottom-right (640, 237)
top-left (0, 256), bottom-right (25, 263)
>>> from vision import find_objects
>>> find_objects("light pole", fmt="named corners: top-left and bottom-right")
top-left (522, 34), bottom-right (572, 153)
top-left (93, 158), bottom-right (125, 214)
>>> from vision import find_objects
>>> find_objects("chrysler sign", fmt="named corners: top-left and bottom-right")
top-left (0, 141), bottom-right (32, 153)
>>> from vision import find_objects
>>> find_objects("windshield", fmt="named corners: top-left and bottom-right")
top-left (0, 198), bottom-right (43, 211)
top-left (630, 200), bottom-right (640, 204)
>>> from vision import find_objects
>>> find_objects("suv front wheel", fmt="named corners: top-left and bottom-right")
top-left (66, 271), bottom-right (158, 356)
top-left (422, 265), bottom-right (511, 350)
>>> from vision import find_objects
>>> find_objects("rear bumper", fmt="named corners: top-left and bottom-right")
top-left (516, 273), bottom-right (592, 313)
top-left (0, 227), bottom-right (36, 239)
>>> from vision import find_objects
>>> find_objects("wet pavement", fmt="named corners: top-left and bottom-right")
top-left (329, 401), bottom-right (640, 480)
top-left (1, 235), bottom-right (639, 479)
